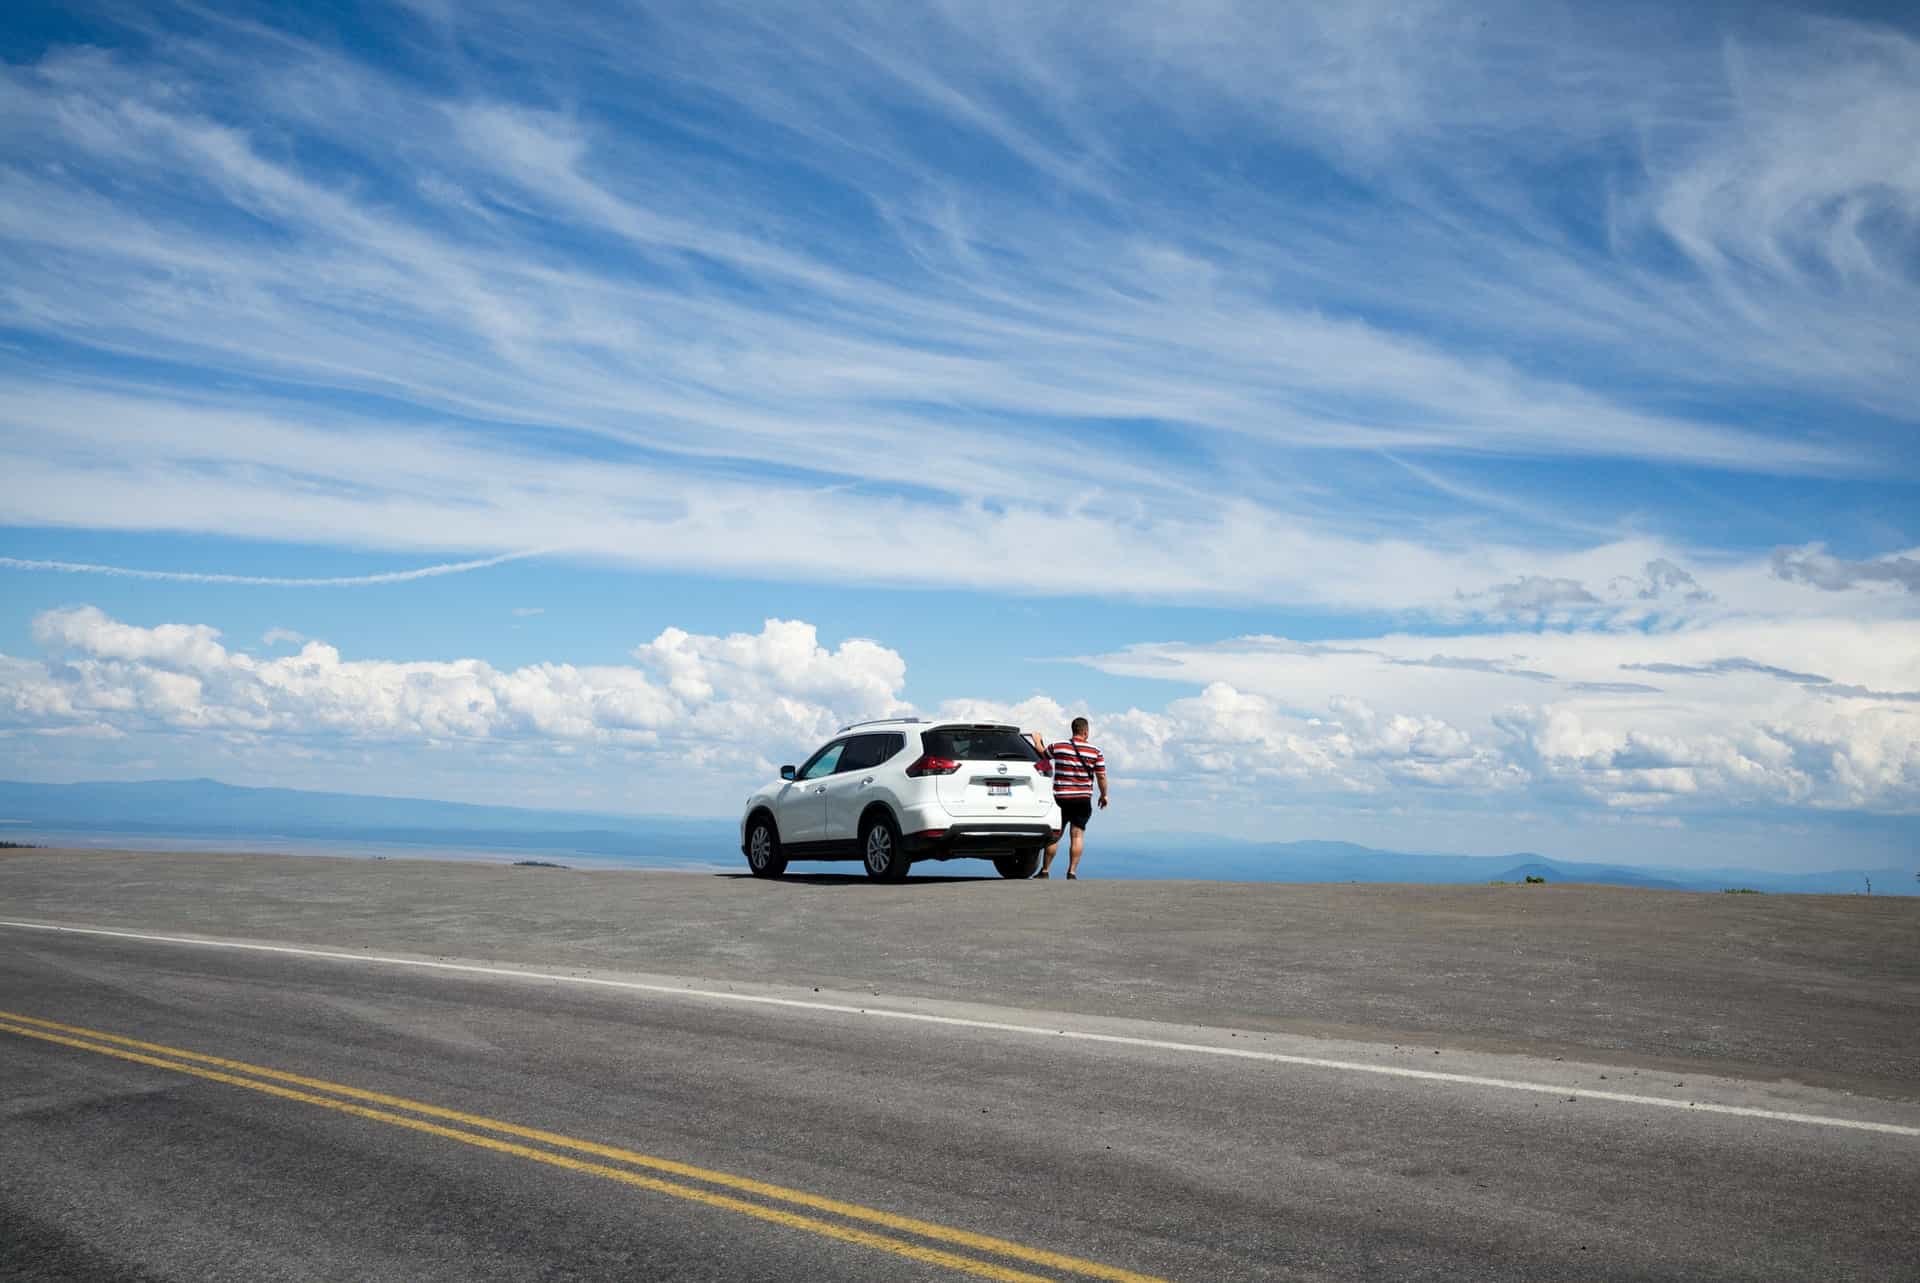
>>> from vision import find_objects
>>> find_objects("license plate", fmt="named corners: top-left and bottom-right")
top-left (987, 782), bottom-right (1012, 797)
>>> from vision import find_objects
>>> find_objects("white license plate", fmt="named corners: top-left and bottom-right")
top-left (987, 782), bottom-right (1012, 797)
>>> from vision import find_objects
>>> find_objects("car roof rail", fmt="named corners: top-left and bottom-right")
top-left (836, 716), bottom-right (932, 733)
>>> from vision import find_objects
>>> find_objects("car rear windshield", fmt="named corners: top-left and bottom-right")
top-left (922, 727), bottom-right (1039, 762)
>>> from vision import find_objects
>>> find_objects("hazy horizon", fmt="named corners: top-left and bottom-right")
top-left (5, 776), bottom-right (1913, 894)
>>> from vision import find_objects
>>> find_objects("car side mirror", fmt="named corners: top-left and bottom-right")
top-left (780, 765), bottom-right (797, 781)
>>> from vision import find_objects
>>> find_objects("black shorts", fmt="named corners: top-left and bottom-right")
top-left (1057, 797), bottom-right (1094, 830)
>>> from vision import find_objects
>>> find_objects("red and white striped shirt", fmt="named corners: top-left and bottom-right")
top-left (1044, 739), bottom-right (1106, 798)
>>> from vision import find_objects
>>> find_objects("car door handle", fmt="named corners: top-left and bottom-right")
top-left (814, 785), bottom-right (827, 794)
top-left (861, 776), bottom-right (874, 786)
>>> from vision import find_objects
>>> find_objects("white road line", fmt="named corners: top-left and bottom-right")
top-left (5, 919), bottom-right (1916, 1138)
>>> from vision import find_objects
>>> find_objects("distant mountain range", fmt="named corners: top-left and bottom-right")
top-left (2, 778), bottom-right (1911, 894)
top-left (0, 777), bottom-right (731, 864)
top-left (1091, 837), bottom-right (1908, 894)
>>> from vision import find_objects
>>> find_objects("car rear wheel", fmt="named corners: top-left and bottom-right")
top-left (994, 849), bottom-right (1041, 879)
top-left (862, 814), bottom-right (908, 882)
top-left (745, 815), bottom-right (787, 878)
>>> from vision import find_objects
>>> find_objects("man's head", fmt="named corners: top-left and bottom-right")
top-left (1071, 716), bottom-right (1089, 738)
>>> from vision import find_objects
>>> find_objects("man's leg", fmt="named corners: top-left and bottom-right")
top-left (1043, 801), bottom-right (1081, 875)
top-left (1066, 825), bottom-right (1086, 877)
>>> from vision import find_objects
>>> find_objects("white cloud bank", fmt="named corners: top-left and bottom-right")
top-left (1076, 620), bottom-right (1920, 815)
top-left (6, 606), bottom-right (1915, 822)
top-left (6, 608), bottom-right (907, 776)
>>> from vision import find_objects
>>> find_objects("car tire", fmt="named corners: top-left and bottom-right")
top-left (861, 813), bottom-right (908, 882)
top-left (745, 814), bottom-right (787, 878)
top-left (995, 849), bottom-right (1042, 879)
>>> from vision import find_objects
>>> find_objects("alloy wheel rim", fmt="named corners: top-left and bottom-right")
top-left (866, 828), bottom-right (891, 873)
top-left (749, 827), bottom-right (770, 870)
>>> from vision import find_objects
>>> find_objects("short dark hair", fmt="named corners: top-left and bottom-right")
top-left (1070, 716), bottom-right (1089, 736)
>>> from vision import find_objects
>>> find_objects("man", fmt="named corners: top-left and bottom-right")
top-left (1031, 717), bottom-right (1108, 880)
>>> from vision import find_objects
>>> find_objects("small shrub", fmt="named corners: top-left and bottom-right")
top-left (1524, 874), bottom-right (1547, 885)
top-left (1722, 887), bottom-right (1762, 894)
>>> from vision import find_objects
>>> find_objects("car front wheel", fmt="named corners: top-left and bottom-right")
top-left (994, 849), bottom-right (1041, 879)
top-left (861, 814), bottom-right (908, 882)
top-left (745, 815), bottom-right (787, 878)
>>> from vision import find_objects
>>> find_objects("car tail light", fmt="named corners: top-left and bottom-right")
top-left (905, 754), bottom-right (961, 777)
top-left (1034, 757), bottom-right (1052, 776)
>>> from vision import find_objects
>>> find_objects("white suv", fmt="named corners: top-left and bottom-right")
top-left (740, 719), bottom-right (1061, 881)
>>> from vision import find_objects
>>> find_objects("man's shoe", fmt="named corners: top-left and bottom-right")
top-left (1035, 871), bottom-right (1049, 879)
top-left (1066, 872), bottom-right (1078, 880)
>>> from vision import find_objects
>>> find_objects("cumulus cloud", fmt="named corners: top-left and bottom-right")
top-left (1772, 545), bottom-right (1920, 594)
top-left (5, 606), bottom-right (1918, 820)
top-left (35, 608), bottom-right (230, 671)
top-left (946, 683), bottom-right (1514, 797)
top-left (7, 607), bottom-right (908, 770)
top-left (1477, 576), bottom-right (1600, 614)
top-left (1469, 559), bottom-right (1715, 620)
top-left (1614, 559), bottom-right (1714, 605)
top-left (1078, 618), bottom-right (1920, 814)
top-left (1491, 703), bottom-right (1920, 813)
top-left (1457, 559), bottom-right (1728, 625)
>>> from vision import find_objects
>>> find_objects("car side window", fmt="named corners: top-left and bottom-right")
top-left (836, 736), bottom-right (874, 774)
top-left (840, 733), bottom-right (904, 772)
top-left (798, 741), bottom-right (846, 781)
top-left (838, 735), bottom-right (874, 772)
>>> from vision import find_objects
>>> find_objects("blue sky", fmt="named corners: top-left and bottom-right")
top-left (2, 1), bottom-right (1917, 870)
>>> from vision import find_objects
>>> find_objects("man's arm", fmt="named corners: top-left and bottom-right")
top-left (1095, 759), bottom-right (1110, 808)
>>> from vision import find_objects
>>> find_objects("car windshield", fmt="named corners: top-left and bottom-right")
top-left (922, 727), bottom-right (1038, 762)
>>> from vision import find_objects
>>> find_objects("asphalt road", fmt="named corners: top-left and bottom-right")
top-left (3, 850), bottom-right (1918, 1280)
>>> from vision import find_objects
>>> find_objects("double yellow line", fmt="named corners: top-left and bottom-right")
top-left (0, 1010), bottom-right (1168, 1283)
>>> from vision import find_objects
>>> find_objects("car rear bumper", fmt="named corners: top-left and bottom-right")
top-left (901, 823), bottom-right (1057, 858)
